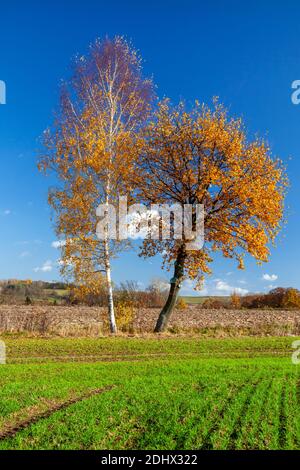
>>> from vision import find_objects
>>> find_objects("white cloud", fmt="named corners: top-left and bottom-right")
top-left (57, 258), bottom-right (72, 267)
top-left (235, 287), bottom-right (249, 295)
top-left (179, 277), bottom-right (249, 297)
top-left (181, 279), bottom-right (208, 296)
top-left (2, 209), bottom-right (11, 215)
top-left (19, 251), bottom-right (31, 258)
top-left (215, 280), bottom-right (248, 295)
top-left (51, 240), bottom-right (66, 249)
top-left (34, 260), bottom-right (53, 273)
top-left (262, 274), bottom-right (278, 282)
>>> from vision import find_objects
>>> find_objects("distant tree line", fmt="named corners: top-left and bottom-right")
top-left (1, 279), bottom-right (300, 311)
top-left (201, 287), bottom-right (300, 310)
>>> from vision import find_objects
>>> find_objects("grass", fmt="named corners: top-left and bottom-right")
top-left (0, 336), bottom-right (299, 449)
top-left (180, 295), bottom-right (229, 305)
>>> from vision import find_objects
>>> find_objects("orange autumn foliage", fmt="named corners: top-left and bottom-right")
top-left (137, 99), bottom-right (288, 286)
top-left (39, 37), bottom-right (154, 332)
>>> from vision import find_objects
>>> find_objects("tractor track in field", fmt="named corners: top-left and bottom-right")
top-left (227, 378), bottom-right (266, 449)
top-left (278, 377), bottom-right (288, 449)
top-left (247, 378), bottom-right (273, 449)
top-left (296, 379), bottom-right (300, 406)
top-left (0, 385), bottom-right (114, 441)
top-left (199, 375), bottom-right (262, 450)
top-left (7, 350), bottom-right (289, 364)
top-left (198, 381), bottom-right (248, 449)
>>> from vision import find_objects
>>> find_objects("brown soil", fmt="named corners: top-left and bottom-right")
top-left (0, 304), bottom-right (300, 336)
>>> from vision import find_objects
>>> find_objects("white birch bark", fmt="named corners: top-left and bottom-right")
top-left (104, 234), bottom-right (117, 333)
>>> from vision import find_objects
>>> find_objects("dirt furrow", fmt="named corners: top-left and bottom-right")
top-left (0, 385), bottom-right (114, 441)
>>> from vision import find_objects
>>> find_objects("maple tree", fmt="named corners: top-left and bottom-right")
top-left (136, 100), bottom-right (288, 332)
top-left (39, 37), bottom-right (154, 333)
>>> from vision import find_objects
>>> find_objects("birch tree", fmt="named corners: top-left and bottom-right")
top-left (39, 37), bottom-right (154, 333)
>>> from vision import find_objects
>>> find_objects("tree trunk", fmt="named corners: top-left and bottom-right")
top-left (104, 101), bottom-right (117, 334)
top-left (154, 246), bottom-right (186, 333)
top-left (104, 238), bottom-right (117, 334)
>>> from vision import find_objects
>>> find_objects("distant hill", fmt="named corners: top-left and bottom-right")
top-left (0, 280), bottom-right (71, 305)
top-left (180, 295), bottom-right (230, 305)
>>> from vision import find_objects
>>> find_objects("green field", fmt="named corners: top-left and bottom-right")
top-left (0, 336), bottom-right (299, 450)
top-left (180, 295), bottom-right (229, 305)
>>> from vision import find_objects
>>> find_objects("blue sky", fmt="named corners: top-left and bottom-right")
top-left (0, 0), bottom-right (299, 295)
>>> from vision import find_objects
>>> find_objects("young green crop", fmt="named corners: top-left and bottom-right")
top-left (0, 337), bottom-right (299, 450)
